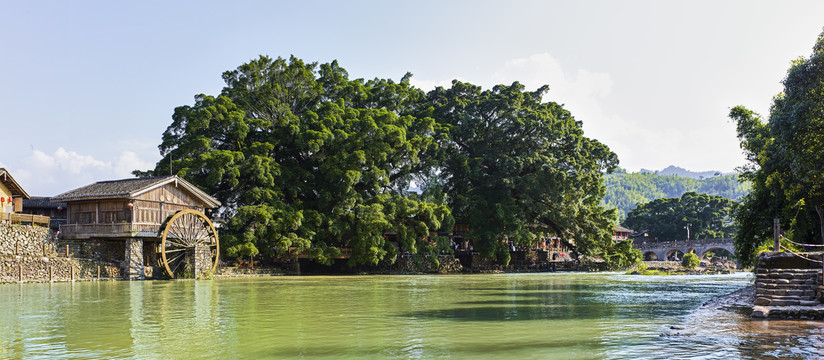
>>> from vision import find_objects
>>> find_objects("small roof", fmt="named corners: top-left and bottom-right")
top-left (23, 197), bottom-right (66, 209)
top-left (53, 176), bottom-right (221, 208)
top-left (0, 168), bottom-right (31, 199)
top-left (614, 224), bottom-right (633, 233)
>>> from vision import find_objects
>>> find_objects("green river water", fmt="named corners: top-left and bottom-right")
top-left (1, 272), bottom-right (822, 359)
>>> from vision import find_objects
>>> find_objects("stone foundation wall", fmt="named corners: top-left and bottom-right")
top-left (0, 224), bottom-right (57, 257)
top-left (0, 256), bottom-right (122, 283)
top-left (393, 255), bottom-right (462, 273)
top-left (0, 224), bottom-right (123, 283)
top-left (57, 239), bottom-right (125, 263)
top-left (751, 252), bottom-right (824, 319)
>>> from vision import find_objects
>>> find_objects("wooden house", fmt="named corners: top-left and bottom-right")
top-left (613, 225), bottom-right (632, 242)
top-left (0, 168), bottom-right (50, 226)
top-left (53, 176), bottom-right (220, 279)
top-left (0, 168), bottom-right (30, 214)
top-left (21, 197), bottom-right (67, 230)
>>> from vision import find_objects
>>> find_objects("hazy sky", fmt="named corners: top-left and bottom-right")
top-left (3, 1), bottom-right (824, 196)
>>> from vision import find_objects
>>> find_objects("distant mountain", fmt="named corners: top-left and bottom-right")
top-left (603, 167), bottom-right (750, 219)
top-left (639, 165), bottom-right (732, 180)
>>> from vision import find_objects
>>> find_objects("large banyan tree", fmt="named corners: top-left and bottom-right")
top-left (146, 56), bottom-right (449, 265)
top-left (143, 56), bottom-right (635, 267)
top-left (426, 81), bottom-right (627, 266)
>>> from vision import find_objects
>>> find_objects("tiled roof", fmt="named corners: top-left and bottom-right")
top-left (0, 168), bottom-right (31, 199)
top-left (614, 224), bottom-right (633, 233)
top-left (54, 176), bottom-right (174, 200)
top-left (52, 176), bottom-right (221, 208)
top-left (22, 197), bottom-right (65, 209)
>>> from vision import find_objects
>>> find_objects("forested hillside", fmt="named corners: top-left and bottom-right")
top-left (604, 170), bottom-right (750, 219)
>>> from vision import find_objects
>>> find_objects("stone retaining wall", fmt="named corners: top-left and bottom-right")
top-left (0, 224), bottom-right (123, 283)
top-left (393, 255), bottom-right (463, 273)
top-left (751, 251), bottom-right (824, 319)
top-left (0, 224), bottom-right (57, 257)
top-left (0, 256), bottom-right (122, 282)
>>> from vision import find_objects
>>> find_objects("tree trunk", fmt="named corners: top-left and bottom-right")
top-left (816, 205), bottom-right (824, 244)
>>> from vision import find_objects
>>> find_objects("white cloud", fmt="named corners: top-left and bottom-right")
top-left (407, 53), bottom-right (744, 173)
top-left (114, 151), bottom-right (155, 178)
top-left (13, 148), bottom-right (157, 196)
top-left (53, 147), bottom-right (106, 174)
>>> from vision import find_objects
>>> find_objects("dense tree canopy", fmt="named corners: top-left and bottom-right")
top-left (427, 81), bottom-right (624, 265)
top-left (623, 192), bottom-right (738, 241)
top-left (603, 171), bottom-right (749, 219)
top-left (730, 29), bottom-right (824, 267)
top-left (144, 56), bottom-right (636, 268)
top-left (147, 56), bottom-right (449, 266)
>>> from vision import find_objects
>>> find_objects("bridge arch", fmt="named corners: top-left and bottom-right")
top-left (643, 251), bottom-right (659, 261)
top-left (666, 249), bottom-right (685, 261)
top-left (699, 247), bottom-right (734, 259)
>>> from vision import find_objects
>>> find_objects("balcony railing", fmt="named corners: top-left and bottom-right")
top-left (59, 222), bottom-right (161, 238)
top-left (0, 213), bottom-right (50, 227)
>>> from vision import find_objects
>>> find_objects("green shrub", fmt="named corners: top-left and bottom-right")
top-left (682, 252), bottom-right (700, 269)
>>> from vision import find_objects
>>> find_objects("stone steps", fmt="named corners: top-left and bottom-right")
top-left (752, 304), bottom-right (824, 319)
top-left (753, 268), bottom-right (822, 311)
top-left (756, 288), bottom-right (816, 297)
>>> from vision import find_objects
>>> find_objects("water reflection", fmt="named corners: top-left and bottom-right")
top-left (2, 273), bottom-right (823, 359)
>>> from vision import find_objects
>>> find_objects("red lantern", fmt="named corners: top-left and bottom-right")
top-left (1, 197), bottom-right (4, 203)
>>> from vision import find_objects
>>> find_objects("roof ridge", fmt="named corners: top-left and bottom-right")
top-left (96, 175), bottom-right (173, 184)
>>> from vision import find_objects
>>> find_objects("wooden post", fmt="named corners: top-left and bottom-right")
top-left (49, 266), bottom-right (53, 282)
top-left (66, 244), bottom-right (70, 257)
top-left (97, 266), bottom-right (101, 280)
top-left (18, 263), bottom-right (22, 282)
top-left (43, 243), bottom-right (47, 256)
top-left (774, 218), bottom-right (780, 252)
top-left (71, 266), bottom-right (74, 281)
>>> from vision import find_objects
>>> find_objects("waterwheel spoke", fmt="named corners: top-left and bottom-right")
top-left (158, 209), bottom-right (219, 279)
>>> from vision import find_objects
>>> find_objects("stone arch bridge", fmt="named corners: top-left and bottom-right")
top-left (632, 238), bottom-right (735, 261)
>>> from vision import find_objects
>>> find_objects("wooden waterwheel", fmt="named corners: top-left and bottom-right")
top-left (157, 209), bottom-right (219, 279)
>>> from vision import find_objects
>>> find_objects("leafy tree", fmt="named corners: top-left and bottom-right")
top-left (148, 56), bottom-right (449, 266)
top-left (731, 29), bottom-right (824, 267)
top-left (603, 172), bottom-right (749, 219)
top-left (623, 192), bottom-right (738, 241)
top-left (427, 80), bottom-right (622, 264)
top-left (225, 242), bottom-right (259, 261)
top-left (682, 252), bottom-right (699, 269)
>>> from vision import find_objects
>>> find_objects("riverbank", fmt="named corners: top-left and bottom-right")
top-left (659, 284), bottom-right (824, 358)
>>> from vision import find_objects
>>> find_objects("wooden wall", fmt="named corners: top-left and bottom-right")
top-left (133, 184), bottom-right (206, 224)
top-left (69, 200), bottom-right (130, 224)
top-left (66, 183), bottom-right (209, 226)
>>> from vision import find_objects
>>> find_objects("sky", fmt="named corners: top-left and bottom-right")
top-left (2, 1), bottom-right (824, 196)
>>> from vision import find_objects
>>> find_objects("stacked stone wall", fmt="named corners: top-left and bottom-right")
top-left (392, 255), bottom-right (462, 273)
top-left (0, 224), bottom-right (57, 257)
top-left (751, 252), bottom-right (824, 319)
top-left (57, 239), bottom-right (125, 263)
top-left (0, 256), bottom-right (122, 282)
top-left (0, 224), bottom-right (123, 283)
